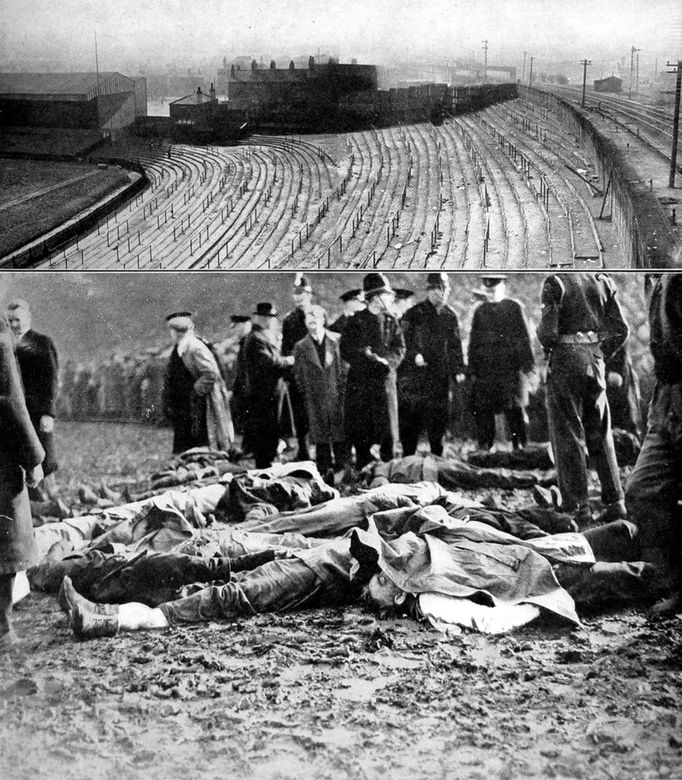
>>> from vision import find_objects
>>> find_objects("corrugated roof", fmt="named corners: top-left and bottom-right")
top-left (0, 72), bottom-right (121, 95)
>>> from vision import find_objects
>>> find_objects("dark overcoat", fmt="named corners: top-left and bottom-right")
top-left (15, 328), bottom-right (59, 475)
top-left (0, 315), bottom-right (44, 575)
top-left (468, 299), bottom-right (535, 411)
top-left (293, 331), bottom-right (345, 443)
top-left (398, 299), bottom-right (465, 410)
top-left (340, 308), bottom-right (405, 445)
top-left (242, 326), bottom-right (292, 439)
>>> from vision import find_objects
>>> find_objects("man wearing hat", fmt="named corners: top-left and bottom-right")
top-left (468, 274), bottom-right (535, 452)
top-left (6, 299), bottom-right (59, 499)
top-left (340, 273), bottom-right (405, 468)
top-left (537, 273), bottom-right (629, 527)
top-left (281, 274), bottom-right (313, 460)
top-left (398, 272), bottom-right (465, 457)
top-left (329, 289), bottom-right (365, 334)
top-left (162, 312), bottom-right (233, 455)
top-left (242, 303), bottom-right (295, 469)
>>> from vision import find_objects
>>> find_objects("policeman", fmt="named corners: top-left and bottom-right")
top-left (340, 273), bottom-right (405, 467)
top-left (397, 272), bottom-right (465, 457)
top-left (281, 274), bottom-right (313, 460)
top-left (537, 273), bottom-right (629, 526)
top-left (467, 274), bottom-right (535, 451)
top-left (625, 273), bottom-right (682, 614)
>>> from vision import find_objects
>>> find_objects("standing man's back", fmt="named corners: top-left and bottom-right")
top-left (537, 273), bottom-right (629, 526)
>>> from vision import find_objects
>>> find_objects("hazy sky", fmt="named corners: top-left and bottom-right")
top-left (1, 0), bottom-right (679, 69)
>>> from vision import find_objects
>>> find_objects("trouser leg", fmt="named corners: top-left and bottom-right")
top-left (506, 406), bottom-right (528, 450)
top-left (473, 408), bottom-right (496, 450)
top-left (0, 574), bottom-right (15, 638)
top-left (379, 433), bottom-right (394, 463)
top-left (158, 558), bottom-right (325, 625)
top-left (399, 404), bottom-right (421, 457)
top-left (315, 442), bottom-right (333, 475)
top-left (426, 404), bottom-right (447, 457)
top-left (583, 386), bottom-right (624, 506)
top-left (289, 385), bottom-right (309, 460)
top-left (546, 373), bottom-right (588, 513)
top-left (625, 383), bottom-right (682, 590)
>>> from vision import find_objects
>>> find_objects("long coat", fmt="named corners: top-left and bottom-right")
top-left (163, 334), bottom-right (233, 454)
top-left (293, 331), bottom-right (345, 444)
top-left (398, 299), bottom-right (465, 410)
top-left (14, 328), bottom-right (59, 475)
top-left (242, 326), bottom-right (292, 439)
top-left (340, 308), bottom-right (405, 446)
top-left (0, 315), bottom-right (44, 575)
top-left (468, 299), bottom-right (535, 411)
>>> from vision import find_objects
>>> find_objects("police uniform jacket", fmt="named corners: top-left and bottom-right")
top-left (0, 315), bottom-right (44, 574)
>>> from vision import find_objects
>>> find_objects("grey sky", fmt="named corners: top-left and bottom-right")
top-left (1, 0), bottom-right (679, 70)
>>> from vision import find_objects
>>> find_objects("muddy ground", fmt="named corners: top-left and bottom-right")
top-left (1, 423), bottom-right (681, 780)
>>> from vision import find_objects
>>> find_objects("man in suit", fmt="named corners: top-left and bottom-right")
top-left (243, 303), bottom-right (295, 469)
top-left (397, 273), bottom-right (465, 457)
top-left (281, 273), bottom-right (313, 460)
top-left (294, 304), bottom-right (346, 480)
top-left (340, 273), bottom-right (405, 468)
top-left (537, 273), bottom-right (629, 527)
top-left (7, 299), bottom-right (59, 498)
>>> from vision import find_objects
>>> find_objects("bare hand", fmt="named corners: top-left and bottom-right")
top-left (414, 353), bottom-right (426, 367)
top-left (26, 464), bottom-right (44, 487)
top-left (39, 415), bottom-right (54, 434)
top-left (455, 373), bottom-right (466, 384)
top-left (607, 371), bottom-right (623, 388)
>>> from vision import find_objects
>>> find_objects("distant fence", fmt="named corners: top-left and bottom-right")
top-left (0, 158), bottom-right (148, 269)
top-left (522, 86), bottom-right (678, 268)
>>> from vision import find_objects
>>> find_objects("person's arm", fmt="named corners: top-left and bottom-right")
top-left (536, 276), bottom-right (563, 354)
top-left (186, 339), bottom-right (222, 395)
top-left (513, 301), bottom-right (535, 373)
top-left (38, 334), bottom-right (59, 432)
top-left (384, 315), bottom-right (406, 372)
top-left (448, 310), bottom-right (466, 381)
top-left (600, 275), bottom-right (629, 362)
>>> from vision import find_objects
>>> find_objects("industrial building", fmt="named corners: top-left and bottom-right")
top-left (0, 71), bottom-right (147, 155)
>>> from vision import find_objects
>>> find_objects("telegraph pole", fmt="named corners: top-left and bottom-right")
top-left (522, 51), bottom-right (527, 83)
top-left (482, 40), bottom-right (488, 81)
top-left (528, 56), bottom-right (534, 89)
top-left (94, 29), bottom-right (101, 130)
top-left (636, 49), bottom-right (640, 94)
top-left (629, 45), bottom-right (640, 98)
top-left (668, 60), bottom-right (681, 188)
top-left (581, 59), bottom-right (592, 107)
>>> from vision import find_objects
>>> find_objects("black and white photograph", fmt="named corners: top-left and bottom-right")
top-left (1, 1), bottom-right (682, 779)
